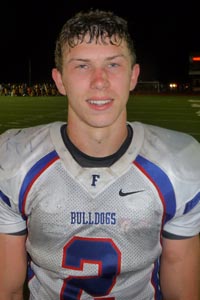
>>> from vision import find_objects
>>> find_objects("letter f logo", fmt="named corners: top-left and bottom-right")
top-left (91, 174), bottom-right (100, 186)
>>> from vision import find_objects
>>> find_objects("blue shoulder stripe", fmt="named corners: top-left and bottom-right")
top-left (19, 150), bottom-right (59, 218)
top-left (0, 190), bottom-right (11, 207)
top-left (134, 155), bottom-right (176, 224)
top-left (184, 192), bottom-right (200, 214)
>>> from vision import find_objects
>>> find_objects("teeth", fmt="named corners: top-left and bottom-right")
top-left (88, 100), bottom-right (111, 105)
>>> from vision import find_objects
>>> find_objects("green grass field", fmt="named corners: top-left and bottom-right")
top-left (0, 93), bottom-right (200, 141)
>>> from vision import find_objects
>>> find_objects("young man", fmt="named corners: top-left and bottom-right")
top-left (0, 9), bottom-right (200, 300)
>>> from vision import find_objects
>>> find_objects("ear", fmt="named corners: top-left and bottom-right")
top-left (129, 64), bottom-right (140, 91)
top-left (52, 68), bottom-right (67, 96)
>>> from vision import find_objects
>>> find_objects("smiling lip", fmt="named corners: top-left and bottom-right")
top-left (87, 99), bottom-right (113, 106)
top-left (86, 98), bottom-right (113, 111)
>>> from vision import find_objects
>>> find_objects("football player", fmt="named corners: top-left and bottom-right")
top-left (0, 9), bottom-right (200, 300)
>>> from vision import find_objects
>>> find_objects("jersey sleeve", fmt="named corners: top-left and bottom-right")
top-left (163, 198), bottom-right (200, 238)
top-left (142, 124), bottom-right (200, 239)
top-left (0, 129), bottom-right (27, 234)
top-left (0, 198), bottom-right (26, 233)
top-left (162, 135), bottom-right (200, 238)
top-left (0, 123), bottom-right (55, 234)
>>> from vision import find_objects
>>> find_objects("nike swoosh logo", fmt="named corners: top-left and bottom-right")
top-left (119, 189), bottom-right (144, 197)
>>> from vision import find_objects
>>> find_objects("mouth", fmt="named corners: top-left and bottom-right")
top-left (87, 99), bottom-right (113, 106)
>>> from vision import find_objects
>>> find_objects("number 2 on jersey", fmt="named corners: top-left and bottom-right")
top-left (60, 236), bottom-right (121, 299)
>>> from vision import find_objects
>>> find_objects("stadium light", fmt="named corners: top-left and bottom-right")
top-left (169, 83), bottom-right (178, 89)
top-left (192, 57), bottom-right (200, 61)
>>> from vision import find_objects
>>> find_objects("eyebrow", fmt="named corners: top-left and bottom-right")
top-left (68, 54), bottom-right (125, 64)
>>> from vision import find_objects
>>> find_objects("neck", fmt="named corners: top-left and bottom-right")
top-left (66, 119), bottom-right (128, 157)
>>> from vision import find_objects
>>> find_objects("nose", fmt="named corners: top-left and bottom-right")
top-left (90, 68), bottom-right (109, 90)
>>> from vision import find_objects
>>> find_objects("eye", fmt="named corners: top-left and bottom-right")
top-left (76, 64), bottom-right (88, 69)
top-left (108, 62), bottom-right (119, 68)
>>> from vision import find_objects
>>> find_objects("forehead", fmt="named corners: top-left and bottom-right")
top-left (63, 36), bottom-right (130, 61)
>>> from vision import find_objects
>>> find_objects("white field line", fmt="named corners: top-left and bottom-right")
top-left (188, 99), bottom-right (200, 102)
top-left (188, 99), bottom-right (200, 117)
top-left (191, 104), bottom-right (200, 108)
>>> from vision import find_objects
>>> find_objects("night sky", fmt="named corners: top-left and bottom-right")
top-left (0, 0), bottom-right (199, 84)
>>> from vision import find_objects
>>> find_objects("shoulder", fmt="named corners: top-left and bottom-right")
top-left (142, 122), bottom-right (199, 151)
top-left (130, 121), bottom-right (200, 156)
top-left (133, 122), bottom-right (200, 180)
top-left (0, 122), bottom-right (63, 179)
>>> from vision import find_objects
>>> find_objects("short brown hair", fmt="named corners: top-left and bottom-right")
top-left (54, 9), bottom-right (136, 73)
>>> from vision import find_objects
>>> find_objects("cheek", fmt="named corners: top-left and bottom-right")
top-left (66, 74), bottom-right (88, 91)
top-left (65, 80), bottom-right (87, 106)
top-left (113, 75), bottom-right (131, 94)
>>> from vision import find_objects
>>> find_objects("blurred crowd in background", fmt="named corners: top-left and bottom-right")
top-left (0, 82), bottom-right (60, 97)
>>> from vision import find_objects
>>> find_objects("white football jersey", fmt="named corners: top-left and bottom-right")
top-left (0, 121), bottom-right (200, 300)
